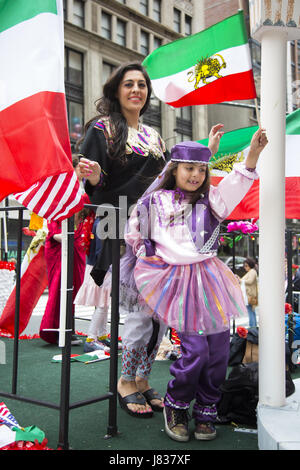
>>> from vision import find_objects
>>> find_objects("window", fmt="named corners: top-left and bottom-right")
top-left (185, 15), bottom-right (192, 36)
top-left (143, 96), bottom-right (162, 135)
top-left (140, 30), bottom-right (149, 56)
top-left (153, 0), bottom-right (161, 22)
top-left (69, 102), bottom-right (84, 144)
top-left (116, 19), bottom-right (126, 46)
top-left (153, 36), bottom-right (162, 50)
top-left (101, 11), bottom-right (112, 40)
top-left (65, 49), bottom-right (83, 86)
top-left (140, 0), bottom-right (148, 16)
top-left (173, 8), bottom-right (181, 33)
top-left (64, 48), bottom-right (84, 150)
top-left (175, 107), bottom-right (192, 143)
top-left (102, 62), bottom-right (116, 88)
top-left (63, 0), bottom-right (67, 20)
top-left (250, 39), bottom-right (261, 65)
top-left (73, 0), bottom-right (84, 28)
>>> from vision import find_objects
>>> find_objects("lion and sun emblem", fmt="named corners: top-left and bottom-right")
top-left (187, 54), bottom-right (226, 88)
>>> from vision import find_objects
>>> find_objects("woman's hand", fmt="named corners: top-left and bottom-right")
top-left (208, 123), bottom-right (224, 156)
top-left (245, 128), bottom-right (268, 169)
top-left (78, 157), bottom-right (102, 186)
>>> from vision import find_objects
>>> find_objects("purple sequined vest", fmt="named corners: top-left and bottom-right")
top-left (137, 190), bottom-right (220, 256)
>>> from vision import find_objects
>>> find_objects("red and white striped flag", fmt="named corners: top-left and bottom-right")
top-left (13, 171), bottom-right (83, 221)
top-left (0, 0), bottom-right (83, 221)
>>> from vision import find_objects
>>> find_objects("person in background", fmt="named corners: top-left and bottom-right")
top-left (241, 257), bottom-right (258, 327)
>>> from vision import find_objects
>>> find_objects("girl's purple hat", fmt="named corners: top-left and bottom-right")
top-left (170, 141), bottom-right (211, 164)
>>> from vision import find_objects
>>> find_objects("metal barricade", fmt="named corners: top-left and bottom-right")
top-left (0, 204), bottom-right (121, 449)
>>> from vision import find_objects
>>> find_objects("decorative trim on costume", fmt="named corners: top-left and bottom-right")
top-left (153, 190), bottom-right (186, 228)
top-left (95, 172), bottom-right (104, 188)
top-left (197, 225), bottom-right (220, 254)
top-left (192, 402), bottom-right (218, 423)
top-left (165, 392), bottom-right (190, 410)
top-left (94, 117), bottom-right (166, 160)
top-left (171, 158), bottom-right (208, 164)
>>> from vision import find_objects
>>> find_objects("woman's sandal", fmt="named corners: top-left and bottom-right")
top-left (118, 392), bottom-right (154, 418)
top-left (142, 388), bottom-right (164, 412)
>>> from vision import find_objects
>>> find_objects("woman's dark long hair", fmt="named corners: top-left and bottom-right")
top-left (78, 62), bottom-right (152, 164)
top-left (155, 162), bottom-right (211, 205)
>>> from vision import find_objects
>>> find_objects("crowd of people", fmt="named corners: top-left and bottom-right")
top-left (37, 62), bottom-right (267, 442)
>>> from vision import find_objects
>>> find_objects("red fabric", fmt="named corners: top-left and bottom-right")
top-left (210, 176), bottom-right (300, 220)
top-left (167, 70), bottom-right (256, 107)
top-left (39, 208), bottom-right (91, 344)
top-left (0, 247), bottom-right (48, 336)
top-left (0, 91), bottom-right (72, 198)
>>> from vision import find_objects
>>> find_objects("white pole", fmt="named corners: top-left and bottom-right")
top-left (258, 29), bottom-right (287, 407)
top-left (58, 218), bottom-right (68, 347)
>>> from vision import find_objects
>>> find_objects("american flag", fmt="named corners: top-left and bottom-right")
top-left (13, 171), bottom-right (84, 222)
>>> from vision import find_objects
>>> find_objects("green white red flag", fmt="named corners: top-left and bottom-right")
top-left (0, 0), bottom-right (83, 221)
top-left (198, 108), bottom-right (300, 219)
top-left (143, 11), bottom-right (256, 107)
top-left (0, 402), bottom-right (48, 450)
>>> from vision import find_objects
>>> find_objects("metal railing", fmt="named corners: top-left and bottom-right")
top-left (0, 204), bottom-right (121, 449)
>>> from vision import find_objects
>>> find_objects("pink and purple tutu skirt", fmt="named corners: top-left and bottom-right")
top-left (134, 255), bottom-right (247, 335)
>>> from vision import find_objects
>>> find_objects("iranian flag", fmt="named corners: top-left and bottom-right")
top-left (142, 11), bottom-right (256, 107)
top-left (0, 0), bottom-right (83, 221)
top-left (199, 108), bottom-right (300, 220)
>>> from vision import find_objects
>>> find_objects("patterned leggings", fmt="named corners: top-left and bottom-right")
top-left (121, 308), bottom-right (167, 381)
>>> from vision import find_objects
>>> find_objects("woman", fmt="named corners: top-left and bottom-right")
top-left (77, 61), bottom-right (224, 418)
top-left (241, 257), bottom-right (258, 327)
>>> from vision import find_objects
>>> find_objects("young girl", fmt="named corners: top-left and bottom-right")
top-left (123, 129), bottom-right (267, 440)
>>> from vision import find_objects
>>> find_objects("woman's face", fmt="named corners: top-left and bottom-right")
top-left (173, 162), bottom-right (207, 192)
top-left (244, 262), bottom-right (250, 272)
top-left (116, 70), bottom-right (148, 117)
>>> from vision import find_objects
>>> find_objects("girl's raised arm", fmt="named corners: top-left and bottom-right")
top-left (245, 128), bottom-right (268, 169)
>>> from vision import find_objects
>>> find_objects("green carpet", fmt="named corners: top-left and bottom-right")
top-left (1, 337), bottom-right (298, 451)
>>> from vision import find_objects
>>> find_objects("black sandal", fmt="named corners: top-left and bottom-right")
top-left (142, 388), bottom-right (164, 412)
top-left (118, 392), bottom-right (153, 418)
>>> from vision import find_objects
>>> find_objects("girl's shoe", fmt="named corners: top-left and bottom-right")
top-left (163, 406), bottom-right (190, 442)
top-left (194, 422), bottom-right (217, 440)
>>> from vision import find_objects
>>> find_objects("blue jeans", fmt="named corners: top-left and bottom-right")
top-left (247, 304), bottom-right (257, 327)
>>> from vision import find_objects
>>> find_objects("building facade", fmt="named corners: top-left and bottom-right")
top-left (63, 0), bottom-right (209, 153)
top-left (2, 0), bottom-right (300, 260)
top-left (63, 0), bottom-right (300, 153)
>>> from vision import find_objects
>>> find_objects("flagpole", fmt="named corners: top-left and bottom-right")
top-left (58, 219), bottom-right (67, 347)
top-left (238, 1), bottom-right (261, 129)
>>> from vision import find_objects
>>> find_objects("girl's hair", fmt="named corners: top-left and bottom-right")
top-left (78, 62), bottom-right (152, 164)
top-left (245, 257), bottom-right (256, 269)
top-left (155, 162), bottom-right (211, 205)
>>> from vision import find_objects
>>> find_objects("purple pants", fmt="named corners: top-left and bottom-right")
top-left (165, 329), bottom-right (230, 423)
